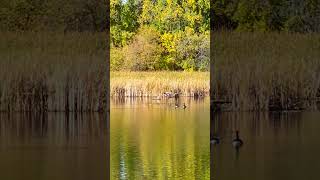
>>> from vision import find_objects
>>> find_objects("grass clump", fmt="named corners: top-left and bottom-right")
top-left (212, 31), bottom-right (320, 111)
top-left (111, 71), bottom-right (209, 97)
top-left (0, 31), bottom-right (107, 112)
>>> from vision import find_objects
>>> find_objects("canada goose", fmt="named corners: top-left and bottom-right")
top-left (182, 103), bottom-right (187, 109)
top-left (210, 137), bottom-right (220, 145)
top-left (163, 92), bottom-right (179, 99)
top-left (175, 104), bottom-right (179, 108)
top-left (232, 131), bottom-right (243, 148)
top-left (152, 95), bottom-right (161, 100)
top-left (163, 92), bottom-right (173, 98)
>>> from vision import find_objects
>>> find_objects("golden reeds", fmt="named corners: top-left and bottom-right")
top-left (0, 31), bottom-right (107, 112)
top-left (3, 31), bottom-right (318, 111)
top-left (110, 71), bottom-right (209, 97)
top-left (212, 31), bottom-right (320, 111)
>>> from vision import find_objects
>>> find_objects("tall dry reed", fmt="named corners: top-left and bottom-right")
top-left (111, 71), bottom-right (209, 97)
top-left (212, 31), bottom-right (320, 111)
top-left (0, 31), bottom-right (107, 112)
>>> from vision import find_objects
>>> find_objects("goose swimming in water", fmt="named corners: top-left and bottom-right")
top-left (232, 131), bottom-right (243, 148)
top-left (182, 103), bottom-right (187, 109)
top-left (152, 95), bottom-right (161, 100)
top-left (163, 92), bottom-right (179, 98)
top-left (210, 137), bottom-right (220, 145)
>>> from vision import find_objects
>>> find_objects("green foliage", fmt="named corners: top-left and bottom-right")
top-left (110, 0), bottom-right (210, 71)
top-left (1, 0), bottom-right (210, 71)
top-left (123, 27), bottom-right (163, 71)
top-left (138, 0), bottom-right (210, 34)
top-left (157, 28), bottom-right (209, 71)
top-left (110, 26), bottom-right (135, 47)
top-left (110, 47), bottom-right (125, 71)
top-left (3, 0), bottom-right (318, 72)
top-left (233, 0), bottom-right (269, 31)
top-left (110, 27), bottom-right (164, 71)
top-left (213, 0), bottom-right (320, 32)
top-left (284, 16), bottom-right (307, 33)
top-left (110, 0), bottom-right (141, 47)
top-left (0, 0), bottom-right (108, 31)
top-left (176, 30), bottom-right (210, 71)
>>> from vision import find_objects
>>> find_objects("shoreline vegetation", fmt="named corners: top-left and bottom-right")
top-left (109, 1), bottom-right (210, 99)
top-left (2, 1), bottom-right (320, 112)
top-left (0, 32), bottom-right (107, 112)
top-left (212, 31), bottom-right (320, 111)
top-left (1, 31), bottom-right (320, 112)
top-left (110, 71), bottom-right (209, 97)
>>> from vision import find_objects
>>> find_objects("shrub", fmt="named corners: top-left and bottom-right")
top-left (284, 16), bottom-right (308, 33)
top-left (176, 29), bottom-right (209, 71)
top-left (123, 26), bottom-right (163, 71)
top-left (110, 26), bottom-right (135, 47)
top-left (110, 47), bottom-right (125, 71)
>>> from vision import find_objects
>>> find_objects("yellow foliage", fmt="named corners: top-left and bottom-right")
top-left (161, 33), bottom-right (176, 53)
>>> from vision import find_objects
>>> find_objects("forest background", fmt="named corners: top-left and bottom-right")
top-left (2, 0), bottom-right (319, 71)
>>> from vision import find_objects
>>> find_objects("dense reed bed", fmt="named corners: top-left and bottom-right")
top-left (212, 31), bottom-right (320, 111)
top-left (111, 71), bottom-right (209, 97)
top-left (0, 31), bottom-right (107, 112)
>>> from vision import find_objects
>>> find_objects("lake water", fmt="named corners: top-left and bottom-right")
top-left (211, 111), bottom-right (320, 180)
top-left (111, 97), bottom-right (210, 179)
top-left (0, 113), bottom-right (108, 180)
top-left (2, 100), bottom-right (316, 179)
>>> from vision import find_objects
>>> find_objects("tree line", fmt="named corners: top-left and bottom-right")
top-left (111, 0), bottom-right (210, 71)
top-left (1, 0), bottom-right (319, 71)
top-left (0, 0), bottom-right (108, 32)
top-left (112, 0), bottom-right (320, 71)
top-left (1, 0), bottom-right (319, 33)
top-left (213, 0), bottom-right (320, 32)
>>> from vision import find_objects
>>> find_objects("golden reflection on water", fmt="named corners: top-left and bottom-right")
top-left (111, 97), bottom-right (210, 179)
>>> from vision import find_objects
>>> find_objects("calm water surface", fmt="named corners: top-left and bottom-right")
top-left (211, 111), bottom-right (320, 180)
top-left (111, 97), bottom-right (210, 179)
top-left (0, 113), bottom-right (108, 180)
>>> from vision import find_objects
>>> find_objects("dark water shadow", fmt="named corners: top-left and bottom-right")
top-left (0, 112), bottom-right (109, 180)
top-left (210, 110), bottom-right (319, 180)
